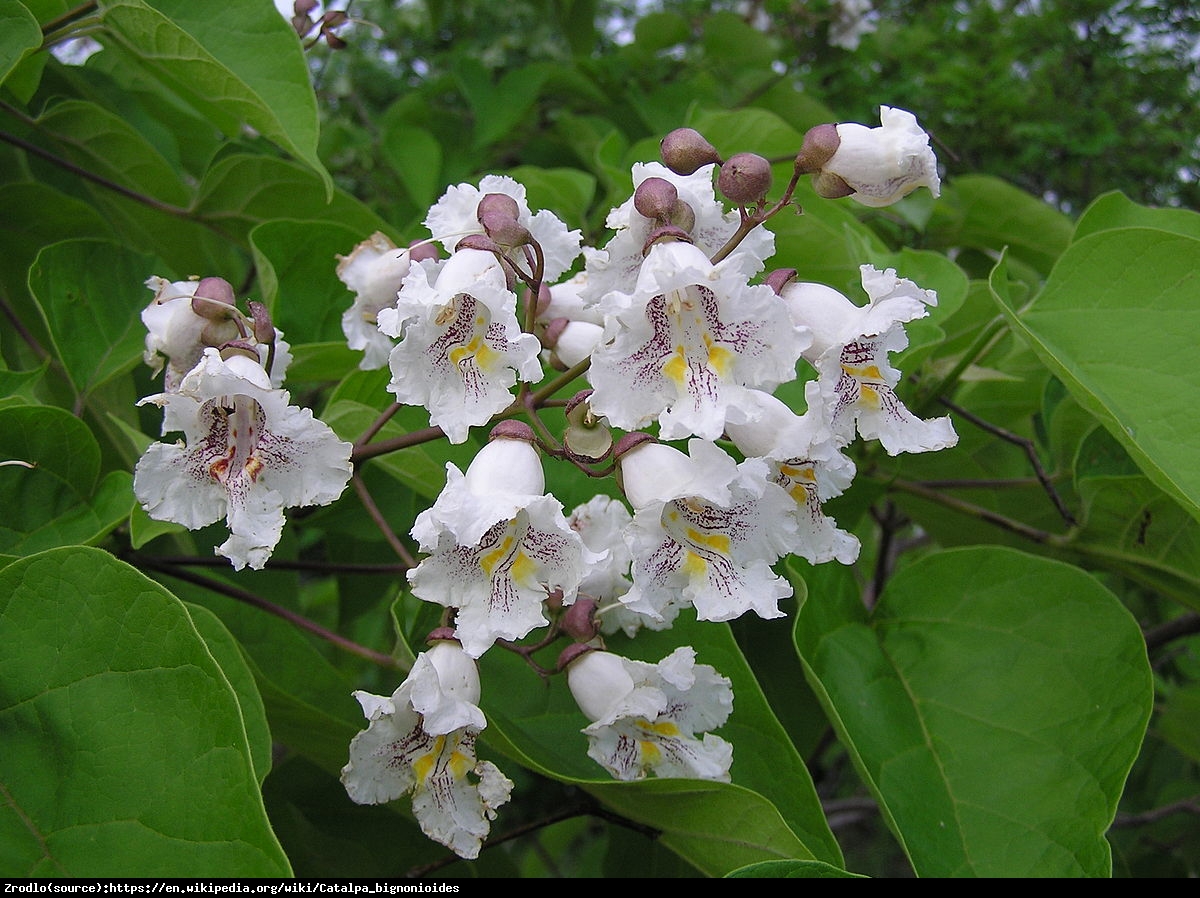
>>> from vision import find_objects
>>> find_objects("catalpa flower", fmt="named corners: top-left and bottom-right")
top-left (783, 265), bottom-right (958, 455)
top-left (342, 639), bottom-right (513, 860)
top-left (616, 439), bottom-right (797, 628)
top-left (725, 388), bottom-right (860, 565)
top-left (565, 646), bottom-right (733, 782)
top-left (133, 348), bottom-right (353, 570)
top-left (409, 430), bottom-right (598, 657)
top-left (588, 241), bottom-right (808, 441)
top-left (818, 106), bottom-right (940, 207)
top-left (336, 232), bottom-right (441, 370)
top-left (142, 276), bottom-right (290, 391)
top-left (580, 161), bottom-right (775, 304)
top-left (424, 174), bottom-right (582, 282)
top-left (377, 248), bottom-right (542, 444)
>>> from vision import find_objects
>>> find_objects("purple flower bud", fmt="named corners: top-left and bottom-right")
top-left (794, 123), bottom-right (841, 174)
top-left (477, 193), bottom-right (522, 223)
top-left (660, 127), bottom-right (722, 175)
top-left (561, 598), bottom-right (600, 642)
top-left (248, 301), bottom-right (275, 345)
top-left (408, 240), bottom-right (442, 264)
top-left (717, 152), bottom-right (772, 205)
top-left (190, 276), bottom-right (236, 321)
top-left (633, 177), bottom-right (679, 221)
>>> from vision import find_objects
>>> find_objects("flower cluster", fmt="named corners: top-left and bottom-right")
top-left (132, 106), bottom-right (951, 860)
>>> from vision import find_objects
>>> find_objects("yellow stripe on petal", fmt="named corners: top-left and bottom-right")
top-left (704, 336), bottom-right (733, 378)
top-left (412, 736), bottom-right (444, 783)
top-left (687, 527), bottom-right (730, 554)
top-left (662, 348), bottom-right (687, 386)
top-left (480, 534), bottom-right (515, 576)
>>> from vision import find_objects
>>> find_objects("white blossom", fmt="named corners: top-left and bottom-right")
top-left (341, 641), bottom-right (513, 860)
top-left (823, 106), bottom-right (940, 207)
top-left (566, 647), bottom-right (733, 781)
top-left (133, 349), bottom-right (352, 570)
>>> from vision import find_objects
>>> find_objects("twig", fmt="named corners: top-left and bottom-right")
top-left (938, 396), bottom-right (1077, 526)
top-left (1111, 795), bottom-right (1200, 829)
top-left (137, 556), bottom-right (402, 670)
top-left (138, 553), bottom-right (410, 575)
top-left (1144, 613), bottom-right (1200, 652)
top-left (351, 472), bottom-right (418, 568)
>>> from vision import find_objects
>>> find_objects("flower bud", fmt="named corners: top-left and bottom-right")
top-left (465, 430), bottom-right (544, 497)
top-left (660, 127), bottom-right (722, 176)
top-left (615, 439), bottom-right (695, 510)
top-left (717, 152), bottom-right (772, 205)
top-left (818, 106), bottom-right (941, 207)
top-left (565, 649), bottom-right (636, 722)
top-left (248, 301), bottom-right (275, 346)
top-left (794, 123), bottom-right (841, 174)
top-left (407, 239), bottom-right (441, 264)
top-left (190, 277), bottom-right (236, 321)
top-left (479, 210), bottom-right (531, 249)
top-left (633, 177), bottom-right (679, 221)
top-left (765, 268), bottom-right (798, 296)
top-left (668, 198), bottom-right (696, 233)
top-left (477, 193), bottom-right (522, 223)
top-left (560, 598), bottom-right (600, 642)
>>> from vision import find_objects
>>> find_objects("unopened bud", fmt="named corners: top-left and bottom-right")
top-left (532, 281), bottom-right (553, 319)
top-left (556, 642), bottom-right (596, 673)
top-left (477, 193), bottom-right (521, 223)
top-left (561, 598), bottom-right (600, 642)
top-left (633, 177), bottom-right (679, 221)
top-left (540, 317), bottom-right (570, 351)
top-left (294, 0), bottom-right (317, 14)
top-left (479, 210), bottom-right (531, 248)
top-left (660, 127), bottom-right (722, 175)
top-left (408, 240), bottom-right (441, 264)
top-left (668, 198), bottom-right (696, 233)
top-left (321, 10), bottom-right (348, 28)
top-left (190, 277), bottom-right (236, 320)
top-left (324, 31), bottom-right (347, 50)
top-left (794, 123), bottom-right (841, 174)
top-left (717, 153), bottom-right (772, 205)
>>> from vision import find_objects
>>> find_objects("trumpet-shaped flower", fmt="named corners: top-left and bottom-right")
top-left (783, 265), bottom-right (957, 455)
top-left (725, 388), bottom-right (860, 565)
top-left (617, 439), bottom-right (797, 628)
top-left (581, 162), bottom-right (775, 304)
top-left (821, 106), bottom-right (940, 207)
top-left (142, 276), bottom-right (290, 390)
top-left (377, 249), bottom-right (543, 444)
top-left (424, 174), bottom-right (582, 282)
top-left (566, 647), bottom-right (733, 781)
top-left (341, 640), bottom-right (513, 860)
top-left (588, 241), bottom-right (808, 441)
top-left (133, 349), bottom-right (353, 570)
top-left (409, 437), bottom-right (598, 657)
top-left (337, 232), bottom-right (439, 370)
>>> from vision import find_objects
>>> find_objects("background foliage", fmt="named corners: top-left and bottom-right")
top-left (1, 0), bottom-right (1197, 878)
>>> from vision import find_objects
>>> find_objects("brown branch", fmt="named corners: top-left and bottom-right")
top-left (1111, 795), bottom-right (1200, 829)
top-left (1144, 613), bottom-right (1200, 652)
top-left (351, 472), bottom-right (418, 568)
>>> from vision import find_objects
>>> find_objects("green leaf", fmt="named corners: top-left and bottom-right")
top-left (1074, 191), bottom-right (1200, 243)
top-left (454, 58), bottom-right (550, 149)
top-left (795, 547), bottom-right (1152, 877)
top-left (28, 239), bottom-right (158, 401)
top-left (727, 859), bottom-right (866, 878)
top-left (0, 547), bottom-right (291, 876)
top-left (0, 406), bottom-right (135, 555)
top-left (929, 175), bottom-right (1074, 275)
top-left (250, 219), bottom-right (369, 342)
top-left (991, 228), bottom-right (1200, 523)
top-left (97, 0), bottom-right (330, 194)
top-left (379, 121), bottom-right (442, 212)
top-left (0, 1), bottom-right (41, 89)
top-left (322, 399), bottom-right (448, 500)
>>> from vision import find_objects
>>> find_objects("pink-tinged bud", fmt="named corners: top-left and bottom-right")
top-left (407, 240), bottom-right (441, 264)
top-left (561, 598), bottom-right (600, 642)
top-left (294, 0), bottom-right (318, 15)
top-left (487, 420), bottom-right (536, 443)
top-left (324, 31), bottom-right (347, 50)
top-left (477, 193), bottom-right (522, 222)
top-left (812, 170), bottom-right (855, 199)
top-left (479, 210), bottom-right (531, 249)
top-left (455, 233), bottom-right (502, 255)
top-left (532, 281), bottom-right (554, 319)
top-left (540, 316), bottom-right (570, 351)
top-left (321, 9), bottom-right (348, 28)
top-left (794, 123), bottom-right (841, 174)
top-left (633, 177), bottom-right (679, 221)
top-left (642, 224), bottom-right (693, 257)
top-left (717, 152), bottom-right (772, 205)
top-left (247, 301), bottom-right (275, 345)
top-left (660, 127), bottom-right (722, 175)
top-left (190, 277), bottom-right (236, 320)
top-left (765, 268), bottom-right (798, 296)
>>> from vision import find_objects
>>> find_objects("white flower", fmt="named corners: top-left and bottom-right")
top-left (725, 388), bottom-right (860, 565)
top-left (377, 249), bottom-right (543, 444)
top-left (617, 439), bottom-right (797, 628)
top-left (566, 647), bottom-right (733, 781)
top-left (142, 276), bottom-right (291, 390)
top-left (409, 437), bottom-right (598, 657)
top-left (588, 241), bottom-right (808, 441)
top-left (336, 232), bottom-right (437, 370)
top-left (822, 106), bottom-right (940, 207)
top-left (581, 162), bottom-right (775, 305)
top-left (133, 349), bottom-right (353, 570)
top-left (424, 174), bottom-right (582, 282)
top-left (783, 266), bottom-right (958, 456)
top-left (341, 641), bottom-right (513, 860)
top-left (567, 495), bottom-right (658, 638)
